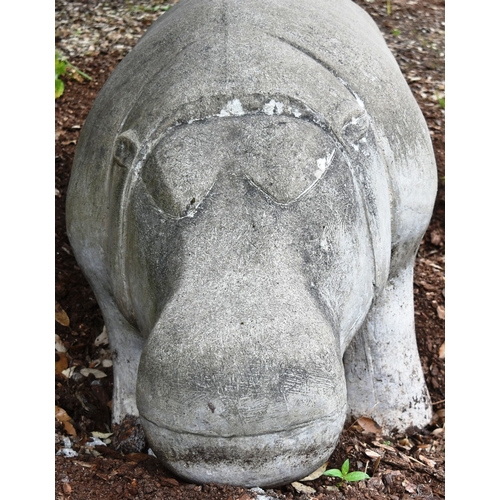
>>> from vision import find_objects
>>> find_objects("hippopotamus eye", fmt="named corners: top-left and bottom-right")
top-left (237, 115), bottom-right (338, 204)
top-left (140, 127), bottom-right (220, 219)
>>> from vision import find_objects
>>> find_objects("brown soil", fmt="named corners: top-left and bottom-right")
top-left (55, 1), bottom-right (445, 498)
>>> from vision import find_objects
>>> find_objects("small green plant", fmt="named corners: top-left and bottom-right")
top-left (55, 52), bottom-right (91, 99)
top-left (437, 96), bottom-right (445, 109)
top-left (392, 29), bottom-right (401, 36)
top-left (323, 459), bottom-right (370, 483)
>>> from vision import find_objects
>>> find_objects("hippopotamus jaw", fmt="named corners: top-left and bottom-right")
top-left (139, 413), bottom-right (345, 488)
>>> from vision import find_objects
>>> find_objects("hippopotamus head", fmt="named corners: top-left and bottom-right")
top-left (107, 91), bottom-right (383, 484)
top-left (67, 0), bottom-right (435, 487)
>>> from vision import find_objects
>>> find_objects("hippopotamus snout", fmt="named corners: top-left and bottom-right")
top-left (136, 264), bottom-right (347, 485)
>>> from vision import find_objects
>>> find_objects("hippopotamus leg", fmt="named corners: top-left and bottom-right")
top-left (344, 244), bottom-right (432, 430)
top-left (95, 294), bottom-right (144, 422)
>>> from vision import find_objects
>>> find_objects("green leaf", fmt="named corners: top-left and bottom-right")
top-left (344, 471), bottom-right (370, 482)
top-left (341, 459), bottom-right (350, 476)
top-left (55, 78), bottom-right (64, 98)
top-left (323, 469), bottom-right (343, 479)
top-left (55, 58), bottom-right (67, 78)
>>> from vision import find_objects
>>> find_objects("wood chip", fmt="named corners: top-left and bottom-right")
top-left (418, 454), bottom-right (437, 468)
top-left (373, 441), bottom-right (396, 452)
top-left (73, 460), bottom-right (92, 469)
top-left (159, 477), bottom-right (179, 487)
top-left (438, 342), bottom-right (445, 358)
top-left (365, 448), bottom-right (382, 459)
top-left (291, 482), bottom-right (316, 494)
top-left (436, 304), bottom-right (445, 319)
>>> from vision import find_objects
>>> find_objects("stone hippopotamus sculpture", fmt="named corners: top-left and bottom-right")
top-left (66, 0), bottom-right (437, 488)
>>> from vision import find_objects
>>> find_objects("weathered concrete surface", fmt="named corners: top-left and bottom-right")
top-left (66, 0), bottom-right (437, 487)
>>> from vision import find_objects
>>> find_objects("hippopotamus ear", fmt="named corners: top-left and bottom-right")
top-left (114, 130), bottom-right (139, 169)
top-left (341, 109), bottom-right (371, 144)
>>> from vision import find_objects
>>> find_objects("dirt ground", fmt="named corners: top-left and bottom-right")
top-left (55, 1), bottom-right (445, 498)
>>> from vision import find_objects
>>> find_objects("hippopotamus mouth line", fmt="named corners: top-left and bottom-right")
top-left (140, 412), bottom-right (344, 439)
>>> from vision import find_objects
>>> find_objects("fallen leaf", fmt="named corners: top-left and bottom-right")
top-left (356, 416), bottom-right (382, 434)
top-left (300, 462), bottom-right (328, 481)
top-left (55, 334), bottom-right (67, 353)
top-left (62, 366), bottom-right (76, 379)
top-left (55, 301), bottom-right (70, 327)
top-left (102, 359), bottom-right (113, 367)
top-left (125, 452), bottom-right (150, 463)
top-left (80, 368), bottom-right (107, 379)
top-left (291, 482), bottom-right (316, 494)
top-left (439, 342), bottom-right (445, 359)
top-left (89, 359), bottom-right (101, 368)
top-left (436, 305), bottom-right (445, 320)
top-left (55, 352), bottom-right (69, 375)
top-left (55, 406), bottom-right (77, 436)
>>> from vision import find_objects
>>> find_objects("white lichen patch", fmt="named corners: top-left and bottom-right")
top-left (218, 98), bottom-right (246, 117)
top-left (314, 149), bottom-right (335, 179)
top-left (263, 99), bottom-right (284, 115)
top-left (315, 158), bottom-right (327, 179)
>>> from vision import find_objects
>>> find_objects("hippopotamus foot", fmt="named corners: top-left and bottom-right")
top-left (99, 298), bottom-right (144, 423)
top-left (344, 260), bottom-right (432, 431)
